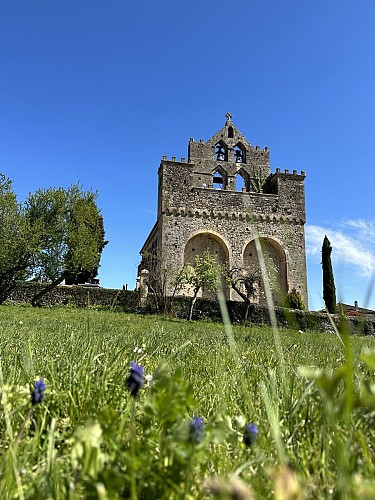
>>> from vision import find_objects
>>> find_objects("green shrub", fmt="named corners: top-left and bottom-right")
top-left (285, 288), bottom-right (306, 310)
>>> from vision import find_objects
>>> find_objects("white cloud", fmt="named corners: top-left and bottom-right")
top-left (305, 221), bottom-right (375, 277)
top-left (342, 219), bottom-right (375, 245)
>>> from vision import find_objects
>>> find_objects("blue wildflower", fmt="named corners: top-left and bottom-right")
top-left (243, 423), bottom-right (258, 447)
top-left (189, 416), bottom-right (204, 444)
top-left (126, 361), bottom-right (144, 397)
top-left (31, 378), bottom-right (46, 405)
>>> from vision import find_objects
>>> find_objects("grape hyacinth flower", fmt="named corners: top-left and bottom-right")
top-left (31, 378), bottom-right (46, 405)
top-left (126, 361), bottom-right (144, 397)
top-left (189, 416), bottom-right (204, 444)
top-left (243, 423), bottom-right (258, 447)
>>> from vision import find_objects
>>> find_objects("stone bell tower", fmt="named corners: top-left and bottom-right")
top-left (139, 113), bottom-right (308, 307)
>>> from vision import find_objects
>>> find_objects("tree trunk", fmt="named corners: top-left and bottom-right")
top-left (148, 284), bottom-right (160, 312)
top-left (188, 288), bottom-right (200, 321)
top-left (230, 282), bottom-right (253, 323)
top-left (31, 274), bottom-right (65, 307)
top-left (244, 301), bottom-right (250, 323)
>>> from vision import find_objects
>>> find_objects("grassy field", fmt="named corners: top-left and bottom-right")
top-left (1, 304), bottom-right (375, 499)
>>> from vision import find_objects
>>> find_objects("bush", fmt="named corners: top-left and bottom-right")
top-left (285, 288), bottom-right (306, 310)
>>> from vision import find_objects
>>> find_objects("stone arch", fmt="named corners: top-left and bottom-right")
top-left (242, 237), bottom-right (288, 306)
top-left (212, 165), bottom-right (228, 190)
top-left (183, 231), bottom-right (230, 299)
top-left (235, 168), bottom-right (250, 192)
top-left (215, 140), bottom-right (228, 161)
top-left (234, 142), bottom-right (246, 163)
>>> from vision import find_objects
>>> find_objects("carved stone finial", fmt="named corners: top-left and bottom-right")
top-left (225, 112), bottom-right (232, 122)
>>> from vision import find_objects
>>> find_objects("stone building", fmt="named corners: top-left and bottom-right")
top-left (138, 113), bottom-right (308, 307)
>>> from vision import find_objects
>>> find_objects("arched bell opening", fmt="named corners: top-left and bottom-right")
top-left (234, 142), bottom-right (246, 164)
top-left (215, 140), bottom-right (228, 161)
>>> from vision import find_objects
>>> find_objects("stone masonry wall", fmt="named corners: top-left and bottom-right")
top-left (140, 117), bottom-right (308, 308)
top-left (167, 296), bottom-right (375, 336)
top-left (5, 283), bottom-right (375, 336)
top-left (157, 159), bottom-right (307, 305)
top-left (7, 282), bottom-right (139, 310)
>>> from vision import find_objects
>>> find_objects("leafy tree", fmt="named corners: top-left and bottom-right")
top-left (226, 267), bottom-right (260, 321)
top-left (0, 174), bottom-right (38, 303)
top-left (185, 249), bottom-right (222, 321)
top-left (26, 185), bottom-right (107, 306)
top-left (64, 194), bottom-right (107, 285)
top-left (322, 235), bottom-right (336, 314)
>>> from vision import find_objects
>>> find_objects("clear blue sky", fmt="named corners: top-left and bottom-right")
top-left (1, 0), bottom-right (375, 311)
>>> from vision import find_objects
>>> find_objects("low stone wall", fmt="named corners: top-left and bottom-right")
top-left (169, 296), bottom-right (375, 335)
top-left (7, 282), bottom-right (139, 311)
top-left (5, 283), bottom-right (375, 335)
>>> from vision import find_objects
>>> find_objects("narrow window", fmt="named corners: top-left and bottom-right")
top-left (228, 126), bottom-right (234, 138)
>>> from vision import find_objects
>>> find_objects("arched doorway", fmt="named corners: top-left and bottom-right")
top-left (243, 238), bottom-right (287, 306)
top-left (183, 232), bottom-right (230, 299)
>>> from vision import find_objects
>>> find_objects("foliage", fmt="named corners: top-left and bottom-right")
top-left (299, 320), bottom-right (375, 498)
top-left (1, 306), bottom-right (375, 498)
top-left (248, 165), bottom-right (266, 193)
top-left (226, 267), bottom-right (260, 321)
top-left (285, 288), bottom-right (306, 310)
top-left (226, 267), bottom-right (259, 302)
top-left (140, 257), bottom-right (189, 314)
top-left (184, 249), bottom-right (223, 320)
top-left (0, 174), bottom-right (39, 304)
top-left (322, 235), bottom-right (337, 314)
top-left (25, 185), bottom-right (107, 305)
top-left (65, 196), bottom-right (107, 285)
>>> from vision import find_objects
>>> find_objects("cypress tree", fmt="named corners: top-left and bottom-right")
top-left (322, 235), bottom-right (336, 313)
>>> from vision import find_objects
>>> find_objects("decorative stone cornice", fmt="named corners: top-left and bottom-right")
top-left (163, 207), bottom-right (305, 224)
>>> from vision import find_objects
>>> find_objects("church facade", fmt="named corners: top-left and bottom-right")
top-left (138, 114), bottom-right (308, 307)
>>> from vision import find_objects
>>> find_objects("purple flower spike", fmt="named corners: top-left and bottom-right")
top-left (243, 423), bottom-right (258, 447)
top-left (189, 416), bottom-right (204, 444)
top-left (126, 361), bottom-right (144, 397)
top-left (31, 378), bottom-right (46, 405)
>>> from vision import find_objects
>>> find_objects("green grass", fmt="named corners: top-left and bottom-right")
top-left (1, 304), bottom-right (375, 498)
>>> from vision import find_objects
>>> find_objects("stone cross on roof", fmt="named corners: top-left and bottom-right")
top-left (225, 112), bottom-right (232, 122)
